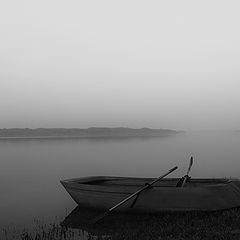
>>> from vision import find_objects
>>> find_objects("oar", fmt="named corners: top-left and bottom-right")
top-left (92, 166), bottom-right (178, 223)
top-left (181, 156), bottom-right (193, 188)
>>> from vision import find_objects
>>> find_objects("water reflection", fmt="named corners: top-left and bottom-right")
top-left (61, 206), bottom-right (194, 239)
top-left (61, 206), bottom-right (142, 239)
top-left (61, 206), bottom-right (120, 238)
top-left (1, 131), bottom-right (240, 229)
top-left (61, 205), bottom-right (235, 240)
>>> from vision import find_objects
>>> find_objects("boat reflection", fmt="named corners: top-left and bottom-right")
top-left (61, 206), bottom-right (157, 239)
top-left (61, 205), bottom-right (232, 240)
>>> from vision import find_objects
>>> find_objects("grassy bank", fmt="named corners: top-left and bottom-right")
top-left (2, 207), bottom-right (240, 240)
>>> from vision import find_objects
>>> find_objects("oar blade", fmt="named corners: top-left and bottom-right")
top-left (187, 156), bottom-right (193, 174)
top-left (190, 156), bottom-right (193, 167)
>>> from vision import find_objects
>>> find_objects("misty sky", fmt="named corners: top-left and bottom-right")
top-left (1, 0), bottom-right (240, 130)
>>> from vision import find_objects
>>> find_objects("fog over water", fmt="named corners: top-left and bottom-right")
top-left (1, 1), bottom-right (240, 237)
top-left (1, 132), bottom-right (240, 228)
top-left (1, 1), bottom-right (240, 130)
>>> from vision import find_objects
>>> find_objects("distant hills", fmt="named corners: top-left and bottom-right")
top-left (0, 127), bottom-right (182, 138)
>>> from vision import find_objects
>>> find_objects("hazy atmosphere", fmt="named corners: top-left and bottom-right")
top-left (2, 1), bottom-right (240, 239)
top-left (1, 0), bottom-right (240, 130)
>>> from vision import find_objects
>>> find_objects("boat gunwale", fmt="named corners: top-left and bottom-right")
top-left (60, 176), bottom-right (234, 194)
top-left (61, 176), bottom-right (233, 184)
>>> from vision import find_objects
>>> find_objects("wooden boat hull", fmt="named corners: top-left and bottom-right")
top-left (60, 176), bottom-right (240, 212)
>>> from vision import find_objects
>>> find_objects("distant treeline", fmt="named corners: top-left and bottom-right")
top-left (0, 127), bottom-right (182, 138)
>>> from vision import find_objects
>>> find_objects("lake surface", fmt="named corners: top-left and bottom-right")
top-left (1, 131), bottom-right (240, 230)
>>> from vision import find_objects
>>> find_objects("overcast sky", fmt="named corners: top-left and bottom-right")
top-left (0, 0), bottom-right (240, 130)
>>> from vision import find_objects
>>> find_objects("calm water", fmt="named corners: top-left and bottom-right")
top-left (1, 131), bottom-right (240, 229)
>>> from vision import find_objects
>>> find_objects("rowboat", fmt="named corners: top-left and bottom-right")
top-left (60, 176), bottom-right (240, 212)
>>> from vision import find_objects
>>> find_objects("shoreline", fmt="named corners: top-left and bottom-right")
top-left (0, 134), bottom-right (180, 140)
top-left (0, 127), bottom-right (183, 139)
